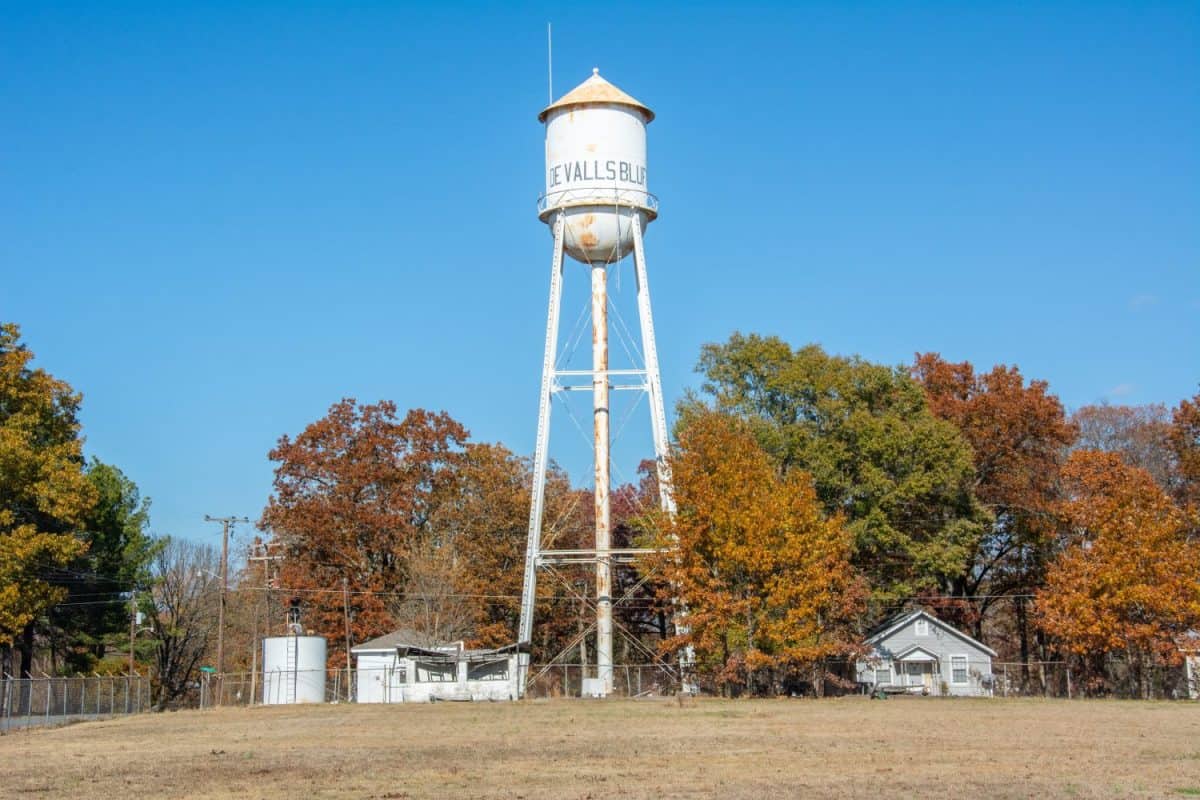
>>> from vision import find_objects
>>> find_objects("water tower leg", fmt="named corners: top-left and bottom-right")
top-left (630, 214), bottom-right (674, 515)
top-left (517, 213), bottom-right (566, 698)
top-left (592, 260), bottom-right (613, 697)
top-left (631, 214), bottom-right (695, 692)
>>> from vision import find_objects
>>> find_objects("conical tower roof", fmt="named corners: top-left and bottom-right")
top-left (538, 68), bottom-right (654, 123)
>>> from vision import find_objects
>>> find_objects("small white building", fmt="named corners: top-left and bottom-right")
top-left (856, 609), bottom-right (996, 697)
top-left (1181, 632), bottom-right (1199, 700)
top-left (352, 630), bottom-right (520, 703)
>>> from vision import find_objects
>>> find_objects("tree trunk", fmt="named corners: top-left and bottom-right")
top-left (19, 621), bottom-right (35, 678)
top-left (1016, 598), bottom-right (1031, 690)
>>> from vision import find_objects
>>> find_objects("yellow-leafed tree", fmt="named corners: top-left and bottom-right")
top-left (646, 410), bottom-right (865, 696)
top-left (0, 323), bottom-right (94, 677)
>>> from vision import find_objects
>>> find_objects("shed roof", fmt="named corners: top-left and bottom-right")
top-left (352, 629), bottom-right (523, 659)
top-left (351, 628), bottom-right (441, 653)
top-left (538, 68), bottom-right (654, 123)
top-left (865, 609), bottom-right (998, 657)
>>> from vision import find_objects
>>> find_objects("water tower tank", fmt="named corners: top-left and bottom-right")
top-left (539, 69), bottom-right (656, 264)
top-left (261, 635), bottom-right (326, 704)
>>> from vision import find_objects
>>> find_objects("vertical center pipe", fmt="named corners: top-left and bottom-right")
top-left (592, 262), bottom-right (613, 695)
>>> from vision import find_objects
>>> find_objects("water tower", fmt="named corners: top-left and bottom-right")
top-left (517, 69), bottom-right (676, 698)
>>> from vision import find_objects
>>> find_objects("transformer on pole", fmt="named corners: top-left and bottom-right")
top-left (517, 69), bottom-right (676, 698)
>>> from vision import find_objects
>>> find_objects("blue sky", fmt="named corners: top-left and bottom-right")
top-left (3, 2), bottom-right (1197, 548)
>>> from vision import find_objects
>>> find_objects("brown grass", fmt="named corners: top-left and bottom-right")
top-left (3, 697), bottom-right (1199, 798)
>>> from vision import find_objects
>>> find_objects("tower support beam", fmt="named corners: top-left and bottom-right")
top-left (631, 215), bottom-right (675, 515)
top-left (517, 214), bottom-right (565, 692)
top-left (592, 262), bottom-right (613, 695)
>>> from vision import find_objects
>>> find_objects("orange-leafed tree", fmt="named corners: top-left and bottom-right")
top-left (261, 400), bottom-right (586, 669)
top-left (1073, 403), bottom-right (1178, 495)
top-left (260, 400), bottom-right (469, 663)
top-left (912, 353), bottom-right (1076, 656)
top-left (647, 410), bottom-right (865, 697)
top-left (1035, 450), bottom-right (1200, 698)
top-left (1170, 389), bottom-right (1200, 515)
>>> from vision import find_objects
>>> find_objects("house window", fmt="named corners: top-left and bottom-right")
top-left (951, 655), bottom-right (969, 684)
top-left (468, 660), bottom-right (510, 681)
top-left (874, 668), bottom-right (890, 685)
top-left (415, 660), bottom-right (456, 682)
top-left (915, 619), bottom-right (929, 636)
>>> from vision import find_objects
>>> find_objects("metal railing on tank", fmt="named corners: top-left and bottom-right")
top-left (537, 188), bottom-right (659, 215)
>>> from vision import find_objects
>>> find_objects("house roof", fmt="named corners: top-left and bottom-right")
top-left (865, 609), bottom-right (998, 657)
top-left (892, 644), bottom-right (942, 662)
top-left (538, 68), bottom-right (654, 123)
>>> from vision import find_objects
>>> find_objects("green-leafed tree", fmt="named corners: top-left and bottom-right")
top-left (49, 459), bottom-right (161, 673)
top-left (685, 333), bottom-right (985, 611)
top-left (0, 323), bottom-right (94, 679)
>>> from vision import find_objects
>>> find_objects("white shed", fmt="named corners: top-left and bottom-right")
top-left (353, 631), bottom-right (520, 703)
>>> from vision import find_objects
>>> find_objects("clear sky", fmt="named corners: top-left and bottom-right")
top-left (3, 2), bottom-right (1197, 549)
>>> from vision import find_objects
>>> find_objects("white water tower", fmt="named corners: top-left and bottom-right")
top-left (538, 68), bottom-right (657, 263)
top-left (518, 69), bottom-right (677, 698)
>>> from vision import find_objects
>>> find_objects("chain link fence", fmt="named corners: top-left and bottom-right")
top-left (524, 663), bottom-right (677, 698)
top-left (1, 674), bottom-right (151, 732)
top-left (197, 668), bottom-right (356, 708)
top-left (992, 660), bottom-right (1197, 699)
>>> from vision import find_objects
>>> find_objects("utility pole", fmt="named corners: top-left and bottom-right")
top-left (247, 538), bottom-right (281, 705)
top-left (342, 577), bottom-right (353, 699)
top-left (205, 514), bottom-right (248, 705)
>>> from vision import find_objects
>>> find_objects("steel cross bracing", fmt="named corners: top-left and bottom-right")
top-left (517, 211), bottom-right (675, 698)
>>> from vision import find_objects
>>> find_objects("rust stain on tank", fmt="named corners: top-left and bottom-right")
top-left (580, 232), bottom-right (599, 248)
top-left (585, 143), bottom-right (597, 152)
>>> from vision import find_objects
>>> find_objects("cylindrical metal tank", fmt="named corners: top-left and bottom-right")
top-left (539, 68), bottom-right (656, 264)
top-left (261, 635), bottom-right (326, 704)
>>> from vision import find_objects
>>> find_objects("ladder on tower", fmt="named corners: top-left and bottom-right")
top-left (285, 636), bottom-right (298, 703)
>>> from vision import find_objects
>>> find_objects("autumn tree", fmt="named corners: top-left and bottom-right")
top-left (1073, 403), bottom-right (1178, 495)
top-left (690, 334), bottom-right (983, 607)
top-left (1170, 389), bottom-right (1200, 513)
top-left (388, 441), bottom-right (579, 651)
top-left (261, 400), bottom-right (586, 669)
top-left (913, 354), bottom-right (1076, 656)
top-left (1036, 450), bottom-right (1200, 698)
top-left (647, 410), bottom-right (865, 696)
top-left (260, 400), bottom-right (469, 662)
top-left (0, 323), bottom-right (94, 679)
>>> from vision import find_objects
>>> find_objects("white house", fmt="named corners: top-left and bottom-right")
top-left (856, 609), bottom-right (996, 697)
top-left (352, 630), bottom-right (520, 703)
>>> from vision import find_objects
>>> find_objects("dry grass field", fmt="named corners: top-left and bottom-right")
top-left (3, 697), bottom-right (1199, 798)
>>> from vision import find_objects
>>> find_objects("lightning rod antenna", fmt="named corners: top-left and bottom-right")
top-left (547, 22), bottom-right (554, 103)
